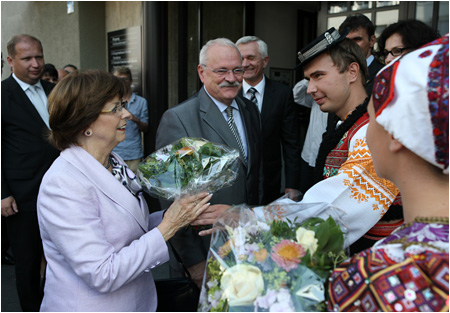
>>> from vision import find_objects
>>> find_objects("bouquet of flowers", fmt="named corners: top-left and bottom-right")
top-left (137, 137), bottom-right (240, 200)
top-left (198, 202), bottom-right (348, 312)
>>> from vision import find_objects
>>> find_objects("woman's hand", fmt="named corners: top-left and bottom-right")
top-left (191, 204), bottom-right (231, 236)
top-left (157, 192), bottom-right (212, 241)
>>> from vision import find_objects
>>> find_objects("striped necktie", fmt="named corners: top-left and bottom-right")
top-left (225, 106), bottom-right (246, 162)
top-left (248, 87), bottom-right (258, 105)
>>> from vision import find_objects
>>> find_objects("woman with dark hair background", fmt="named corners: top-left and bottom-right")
top-left (375, 19), bottom-right (440, 64)
top-left (41, 63), bottom-right (58, 83)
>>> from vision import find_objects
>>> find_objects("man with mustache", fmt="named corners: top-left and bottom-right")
top-left (156, 37), bottom-right (262, 288)
top-left (236, 36), bottom-right (301, 204)
top-left (193, 29), bottom-right (399, 256)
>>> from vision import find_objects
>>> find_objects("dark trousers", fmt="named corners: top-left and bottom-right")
top-left (6, 211), bottom-right (44, 312)
top-left (299, 158), bottom-right (315, 194)
top-left (2, 217), bottom-right (11, 256)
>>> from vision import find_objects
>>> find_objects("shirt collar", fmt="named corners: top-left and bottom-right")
top-left (366, 54), bottom-right (374, 67)
top-left (129, 92), bottom-right (137, 104)
top-left (203, 86), bottom-right (239, 112)
top-left (242, 76), bottom-right (265, 95)
top-left (12, 73), bottom-right (43, 92)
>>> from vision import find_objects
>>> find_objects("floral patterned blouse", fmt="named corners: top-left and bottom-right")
top-left (327, 218), bottom-right (449, 312)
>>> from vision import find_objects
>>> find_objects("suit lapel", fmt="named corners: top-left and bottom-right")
top-left (260, 77), bottom-right (275, 122)
top-left (236, 97), bottom-right (255, 173)
top-left (5, 76), bottom-right (50, 129)
top-left (62, 146), bottom-right (149, 232)
top-left (198, 89), bottom-right (248, 168)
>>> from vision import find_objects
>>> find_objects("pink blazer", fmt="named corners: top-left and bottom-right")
top-left (37, 145), bottom-right (169, 311)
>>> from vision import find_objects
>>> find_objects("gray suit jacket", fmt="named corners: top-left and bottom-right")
top-left (155, 87), bottom-right (262, 266)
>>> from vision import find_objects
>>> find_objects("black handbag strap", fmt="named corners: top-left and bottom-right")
top-left (167, 241), bottom-right (194, 280)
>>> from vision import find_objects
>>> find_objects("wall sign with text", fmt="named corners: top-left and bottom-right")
top-left (108, 26), bottom-right (143, 95)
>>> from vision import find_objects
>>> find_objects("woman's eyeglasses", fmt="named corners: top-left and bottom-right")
top-left (383, 47), bottom-right (409, 57)
top-left (101, 100), bottom-right (128, 115)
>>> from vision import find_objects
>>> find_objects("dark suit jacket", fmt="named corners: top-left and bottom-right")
top-left (366, 57), bottom-right (385, 96)
top-left (1, 75), bottom-right (59, 210)
top-left (239, 77), bottom-right (301, 204)
top-left (155, 87), bottom-right (262, 266)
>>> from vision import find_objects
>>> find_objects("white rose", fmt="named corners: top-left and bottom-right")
top-left (296, 227), bottom-right (318, 255)
top-left (220, 264), bottom-right (264, 306)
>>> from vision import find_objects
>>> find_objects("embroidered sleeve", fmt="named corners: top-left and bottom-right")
top-left (339, 126), bottom-right (399, 214)
top-left (299, 124), bottom-right (399, 246)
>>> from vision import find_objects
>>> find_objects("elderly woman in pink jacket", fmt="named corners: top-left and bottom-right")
top-left (37, 70), bottom-right (211, 311)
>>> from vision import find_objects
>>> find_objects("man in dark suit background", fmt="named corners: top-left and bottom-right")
top-left (236, 36), bottom-right (301, 204)
top-left (339, 14), bottom-right (384, 97)
top-left (1, 34), bottom-right (59, 311)
top-left (156, 38), bottom-right (262, 287)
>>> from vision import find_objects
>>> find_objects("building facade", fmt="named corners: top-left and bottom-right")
top-left (2, 1), bottom-right (448, 156)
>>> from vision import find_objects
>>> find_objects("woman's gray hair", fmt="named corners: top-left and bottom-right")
top-left (199, 38), bottom-right (242, 66)
top-left (235, 36), bottom-right (268, 58)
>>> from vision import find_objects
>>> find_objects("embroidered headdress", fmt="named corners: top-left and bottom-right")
top-left (372, 34), bottom-right (449, 174)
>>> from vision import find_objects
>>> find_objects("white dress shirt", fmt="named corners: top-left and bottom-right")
top-left (12, 73), bottom-right (50, 128)
top-left (242, 77), bottom-right (265, 112)
top-left (204, 86), bottom-right (248, 158)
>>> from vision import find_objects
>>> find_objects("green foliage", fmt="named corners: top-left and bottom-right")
top-left (299, 216), bottom-right (346, 271)
top-left (138, 137), bottom-right (239, 199)
top-left (200, 210), bottom-right (348, 312)
top-left (206, 259), bottom-right (229, 312)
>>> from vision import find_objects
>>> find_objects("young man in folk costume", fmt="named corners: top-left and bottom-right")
top-left (194, 28), bottom-right (400, 253)
top-left (298, 28), bottom-right (400, 252)
top-left (328, 34), bottom-right (449, 312)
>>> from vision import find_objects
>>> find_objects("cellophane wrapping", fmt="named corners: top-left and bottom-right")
top-left (198, 199), bottom-right (348, 312)
top-left (137, 137), bottom-right (240, 200)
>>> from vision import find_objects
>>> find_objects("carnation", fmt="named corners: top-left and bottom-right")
top-left (271, 239), bottom-right (306, 272)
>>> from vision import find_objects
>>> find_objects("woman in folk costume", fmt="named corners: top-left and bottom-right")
top-left (328, 34), bottom-right (449, 312)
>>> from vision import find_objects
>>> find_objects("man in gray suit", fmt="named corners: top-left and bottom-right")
top-left (156, 38), bottom-right (262, 286)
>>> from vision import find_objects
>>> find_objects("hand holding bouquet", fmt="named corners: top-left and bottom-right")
top-left (199, 203), bottom-right (347, 312)
top-left (137, 137), bottom-right (240, 200)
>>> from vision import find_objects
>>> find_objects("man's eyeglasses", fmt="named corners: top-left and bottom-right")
top-left (202, 65), bottom-right (245, 77)
top-left (383, 47), bottom-right (409, 58)
top-left (101, 100), bottom-right (128, 115)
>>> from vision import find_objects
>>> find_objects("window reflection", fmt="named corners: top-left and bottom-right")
top-left (328, 16), bottom-right (348, 29)
top-left (328, 2), bottom-right (347, 14)
top-left (375, 9), bottom-right (399, 37)
top-left (437, 2), bottom-right (449, 35)
top-left (376, 1), bottom-right (400, 8)
top-left (416, 1), bottom-right (434, 26)
top-left (351, 2), bottom-right (372, 11)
